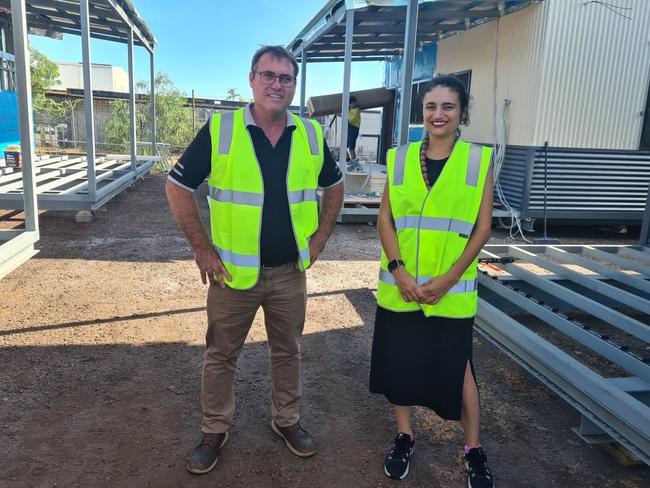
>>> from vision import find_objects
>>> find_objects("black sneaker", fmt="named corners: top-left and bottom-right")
top-left (383, 433), bottom-right (414, 480)
top-left (465, 446), bottom-right (494, 488)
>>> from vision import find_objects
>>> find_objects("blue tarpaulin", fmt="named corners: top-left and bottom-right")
top-left (0, 91), bottom-right (20, 153)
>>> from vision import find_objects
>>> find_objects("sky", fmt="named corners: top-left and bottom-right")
top-left (28, 0), bottom-right (386, 101)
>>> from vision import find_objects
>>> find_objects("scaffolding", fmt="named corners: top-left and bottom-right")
top-left (0, 0), bottom-right (157, 279)
top-left (287, 0), bottom-right (535, 221)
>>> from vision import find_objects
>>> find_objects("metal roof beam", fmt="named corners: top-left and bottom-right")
top-left (102, 0), bottom-right (152, 52)
top-left (25, 11), bottom-right (118, 35)
top-left (26, 0), bottom-right (127, 25)
top-left (291, 4), bottom-right (345, 58)
top-left (305, 56), bottom-right (391, 62)
top-left (318, 33), bottom-right (437, 43)
top-left (325, 23), bottom-right (465, 34)
top-left (24, 18), bottom-right (145, 46)
top-left (7, 0), bottom-right (154, 49)
top-left (26, 3), bottom-right (131, 33)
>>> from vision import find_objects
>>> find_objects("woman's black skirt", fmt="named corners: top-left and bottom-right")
top-left (369, 305), bottom-right (476, 421)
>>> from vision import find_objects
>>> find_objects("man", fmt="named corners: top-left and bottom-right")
top-left (347, 95), bottom-right (361, 163)
top-left (166, 45), bottom-right (344, 475)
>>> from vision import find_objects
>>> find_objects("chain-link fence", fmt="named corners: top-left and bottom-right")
top-left (32, 93), bottom-right (248, 171)
top-left (32, 94), bottom-right (386, 169)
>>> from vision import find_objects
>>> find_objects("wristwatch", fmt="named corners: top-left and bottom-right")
top-left (387, 259), bottom-right (405, 273)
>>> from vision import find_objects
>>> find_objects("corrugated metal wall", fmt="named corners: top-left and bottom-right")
top-left (436, 0), bottom-right (650, 150)
top-left (534, 0), bottom-right (650, 149)
top-left (496, 146), bottom-right (533, 212)
top-left (526, 148), bottom-right (650, 220)
top-left (498, 145), bottom-right (650, 221)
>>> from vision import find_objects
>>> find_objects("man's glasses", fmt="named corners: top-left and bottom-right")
top-left (253, 70), bottom-right (296, 87)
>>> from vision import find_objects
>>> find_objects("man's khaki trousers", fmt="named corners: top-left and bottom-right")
top-left (201, 262), bottom-right (307, 434)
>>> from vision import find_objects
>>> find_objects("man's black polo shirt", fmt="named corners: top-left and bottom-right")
top-left (168, 105), bottom-right (343, 266)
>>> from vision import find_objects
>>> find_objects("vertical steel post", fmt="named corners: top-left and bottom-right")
top-left (10, 0), bottom-right (37, 233)
top-left (300, 47), bottom-right (307, 117)
top-left (641, 187), bottom-right (650, 247)
top-left (339, 8), bottom-right (354, 178)
top-left (127, 28), bottom-right (137, 170)
top-left (150, 50), bottom-right (156, 153)
top-left (398, 0), bottom-right (418, 145)
top-left (191, 89), bottom-right (196, 134)
top-left (80, 0), bottom-right (96, 200)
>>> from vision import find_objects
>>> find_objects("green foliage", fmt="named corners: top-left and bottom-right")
top-left (29, 46), bottom-right (66, 116)
top-left (104, 72), bottom-right (194, 154)
top-left (225, 87), bottom-right (242, 101)
top-left (29, 46), bottom-right (59, 96)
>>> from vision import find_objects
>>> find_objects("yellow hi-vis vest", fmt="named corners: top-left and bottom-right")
top-left (207, 108), bottom-right (324, 290)
top-left (376, 139), bottom-right (491, 318)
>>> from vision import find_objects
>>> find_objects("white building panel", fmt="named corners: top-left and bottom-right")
top-left (53, 62), bottom-right (129, 93)
top-left (435, 0), bottom-right (650, 150)
top-left (436, 20), bottom-right (498, 145)
top-left (496, 3), bottom-right (548, 146)
top-left (533, 0), bottom-right (650, 149)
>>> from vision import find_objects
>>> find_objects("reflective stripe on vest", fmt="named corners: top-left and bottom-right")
top-left (218, 111), bottom-right (235, 154)
top-left (208, 108), bottom-right (324, 289)
top-left (217, 113), bottom-right (320, 159)
top-left (300, 117), bottom-right (320, 156)
top-left (394, 216), bottom-right (474, 236)
top-left (378, 269), bottom-right (477, 293)
top-left (466, 144), bottom-right (482, 186)
top-left (214, 245), bottom-right (259, 267)
top-left (299, 246), bottom-right (310, 262)
top-left (376, 139), bottom-right (491, 318)
top-left (209, 186), bottom-right (264, 206)
top-left (392, 144), bottom-right (410, 186)
top-left (288, 189), bottom-right (317, 204)
top-left (392, 140), bottom-right (483, 186)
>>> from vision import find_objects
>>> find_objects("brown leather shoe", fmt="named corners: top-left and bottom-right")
top-left (271, 419), bottom-right (317, 457)
top-left (186, 432), bottom-right (229, 474)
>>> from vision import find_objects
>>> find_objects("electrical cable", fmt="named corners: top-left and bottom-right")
top-left (490, 13), bottom-right (532, 243)
top-left (583, 1), bottom-right (633, 21)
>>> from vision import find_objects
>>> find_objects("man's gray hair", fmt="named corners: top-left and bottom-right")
top-left (251, 45), bottom-right (299, 77)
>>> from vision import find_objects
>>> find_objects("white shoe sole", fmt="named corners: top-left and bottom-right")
top-left (271, 420), bottom-right (316, 458)
top-left (384, 462), bottom-right (410, 480)
top-left (465, 460), bottom-right (495, 488)
top-left (186, 431), bottom-right (229, 474)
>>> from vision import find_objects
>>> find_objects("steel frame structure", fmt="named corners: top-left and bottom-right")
top-left (477, 244), bottom-right (650, 465)
top-left (287, 0), bottom-right (536, 221)
top-left (0, 0), bottom-right (156, 279)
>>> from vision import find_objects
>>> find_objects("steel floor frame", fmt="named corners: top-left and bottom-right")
top-left (0, 154), bottom-right (156, 211)
top-left (478, 244), bottom-right (650, 465)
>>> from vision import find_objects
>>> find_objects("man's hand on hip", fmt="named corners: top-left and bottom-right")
top-left (308, 232), bottom-right (327, 265)
top-left (194, 246), bottom-right (232, 287)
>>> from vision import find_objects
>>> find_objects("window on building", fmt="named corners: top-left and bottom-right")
top-left (409, 80), bottom-right (428, 125)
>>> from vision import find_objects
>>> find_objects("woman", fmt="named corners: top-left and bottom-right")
top-left (369, 75), bottom-right (494, 488)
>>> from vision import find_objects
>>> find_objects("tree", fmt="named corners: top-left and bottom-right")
top-left (225, 87), bottom-right (242, 101)
top-left (104, 72), bottom-right (194, 154)
top-left (29, 46), bottom-right (59, 96)
top-left (29, 46), bottom-right (66, 115)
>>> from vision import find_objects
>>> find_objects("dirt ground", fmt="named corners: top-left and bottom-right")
top-left (1, 174), bottom-right (649, 488)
